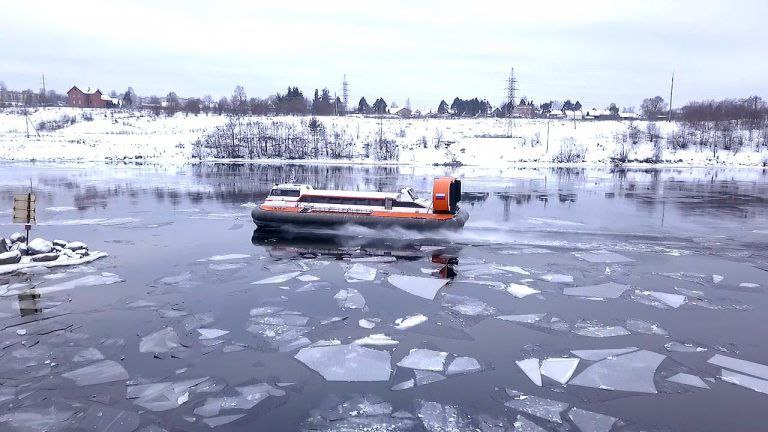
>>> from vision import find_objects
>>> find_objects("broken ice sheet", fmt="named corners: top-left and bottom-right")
top-left (334, 288), bottom-right (366, 309)
top-left (563, 282), bottom-right (629, 299)
top-left (139, 327), bottom-right (181, 353)
top-left (210, 262), bottom-right (247, 271)
top-left (127, 377), bottom-right (209, 411)
top-left (516, 358), bottom-right (542, 386)
top-left (506, 283), bottom-right (541, 298)
top-left (573, 324), bottom-right (630, 338)
top-left (635, 290), bottom-right (687, 308)
top-left (446, 356), bottom-right (481, 375)
top-left (197, 328), bottom-right (229, 340)
top-left (76, 404), bottom-right (140, 432)
top-left (0, 403), bottom-right (78, 432)
top-left (387, 274), bottom-right (448, 300)
top-left (304, 394), bottom-right (416, 431)
top-left (198, 254), bottom-right (250, 261)
top-left (540, 358), bottom-right (580, 385)
top-left (569, 349), bottom-right (666, 393)
top-left (353, 334), bottom-right (399, 346)
top-left (504, 394), bottom-right (569, 423)
top-left (492, 264), bottom-right (531, 275)
top-left (573, 250), bottom-right (634, 263)
top-left (665, 341), bottom-right (707, 352)
top-left (441, 293), bottom-right (496, 316)
top-left (32, 272), bottom-right (123, 295)
top-left (496, 313), bottom-right (545, 324)
top-left (62, 360), bottom-right (129, 386)
top-left (251, 271), bottom-right (301, 285)
top-left (158, 271), bottom-right (193, 285)
top-left (416, 400), bottom-right (475, 431)
top-left (415, 370), bottom-right (446, 386)
top-left (720, 369), bottom-right (768, 395)
top-left (626, 319), bottom-right (669, 336)
top-left (707, 354), bottom-right (768, 380)
top-left (666, 372), bottom-right (710, 389)
top-left (397, 349), bottom-right (448, 372)
top-left (540, 273), bottom-right (573, 283)
top-left (295, 344), bottom-right (392, 381)
top-left (570, 347), bottom-right (638, 361)
top-left (73, 347), bottom-right (105, 362)
top-left (345, 263), bottom-right (377, 282)
top-left (567, 408), bottom-right (618, 432)
top-left (203, 414), bottom-right (246, 427)
top-left (513, 416), bottom-right (549, 432)
top-left (193, 383), bottom-right (285, 417)
top-left (394, 314), bottom-right (428, 330)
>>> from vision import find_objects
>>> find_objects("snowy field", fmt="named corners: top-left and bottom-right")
top-left (0, 107), bottom-right (766, 166)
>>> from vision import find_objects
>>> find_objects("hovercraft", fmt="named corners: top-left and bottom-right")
top-left (252, 177), bottom-right (469, 230)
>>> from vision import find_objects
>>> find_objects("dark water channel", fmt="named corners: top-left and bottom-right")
top-left (1, 162), bottom-right (767, 431)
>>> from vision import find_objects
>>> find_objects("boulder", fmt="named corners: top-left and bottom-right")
top-left (0, 250), bottom-right (22, 265)
top-left (60, 249), bottom-right (79, 259)
top-left (31, 252), bottom-right (59, 262)
top-left (10, 232), bottom-right (26, 243)
top-left (53, 239), bottom-right (68, 248)
top-left (64, 241), bottom-right (88, 252)
top-left (0, 238), bottom-right (7, 253)
top-left (28, 238), bottom-right (53, 255)
top-left (10, 243), bottom-right (28, 255)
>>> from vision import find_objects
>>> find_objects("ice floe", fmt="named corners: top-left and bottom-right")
top-left (516, 358), bottom-right (542, 386)
top-left (62, 360), bottom-right (129, 386)
top-left (446, 356), bottom-right (482, 375)
top-left (441, 293), bottom-right (496, 316)
top-left (665, 341), bottom-right (707, 352)
top-left (563, 282), bottom-right (629, 299)
top-left (394, 314), bottom-right (428, 330)
top-left (707, 354), bottom-right (768, 380)
top-left (334, 288), bottom-right (366, 309)
top-left (504, 393), bottom-right (568, 423)
top-left (295, 344), bottom-right (392, 381)
top-left (635, 290), bottom-right (687, 308)
top-left (540, 358), bottom-right (580, 385)
top-left (199, 254), bottom-right (250, 262)
top-left (540, 273), bottom-right (573, 283)
top-left (353, 334), bottom-right (399, 346)
top-left (573, 250), bottom-right (633, 263)
top-left (569, 349), bottom-right (666, 393)
top-left (667, 373), bottom-right (710, 389)
top-left (506, 283), bottom-right (541, 298)
top-left (573, 324), bottom-right (630, 338)
top-left (193, 383), bottom-right (285, 417)
top-left (139, 327), bottom-right (182, 353)
top-left (387, 274), bottom-right (448, 300)
top-left (127, 377), bottom-right (209, 411)
top-left (570, 347), bottom-right (639, 361)
top-left (496, 313), bottom-right (545, 324)
top-left (251, 271), bottom-right (301, 285)
top-left (626, 319), bottom-right (669, 336)
top-left (22, 272), bottom-right (123, 295)
top-left (358, 318), bottom-right (376, 329)
top-left (567, 407), bottom-right (618, 432)
top-left (720, 369), bottom-right (768, 395)
top-left (345, 263), bottom-right (377, 282)
top-left (397, 348), bottom-right (448, 372)
top-left (197, 328), bottom-right (229, 340)
top-left (492, 264), bottom-right (531, 275)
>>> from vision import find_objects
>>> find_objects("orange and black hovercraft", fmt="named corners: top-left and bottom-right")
top-left (251, 177), bottom-right (469, 230)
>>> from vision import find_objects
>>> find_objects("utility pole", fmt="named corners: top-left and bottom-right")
top-left (506, 68), bottom-right (517, 117)
top-left (668, 72), bottom-right (674, 122)
top-left (342, 74), bottom-right (349, 115)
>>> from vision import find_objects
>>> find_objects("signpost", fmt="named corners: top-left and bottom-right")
top-left (13, 191), bottom-right (36, 247)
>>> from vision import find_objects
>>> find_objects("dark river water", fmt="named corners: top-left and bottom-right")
top-left (1, 162), bottom-right (768, 432)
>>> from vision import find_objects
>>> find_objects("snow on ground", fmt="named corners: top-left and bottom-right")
top-left (0, 107), bottom-right (766, 166)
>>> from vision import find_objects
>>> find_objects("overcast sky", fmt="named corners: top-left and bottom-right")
top-left (2, 0), bottom-right (766, 110)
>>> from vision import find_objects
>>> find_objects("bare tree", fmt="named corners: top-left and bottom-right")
top-left (641, 96), bottom-right (666, 119)
top-left (231, 85), bottom-right (247, 116)
top-left (434, 128), bottom-right (444, 149)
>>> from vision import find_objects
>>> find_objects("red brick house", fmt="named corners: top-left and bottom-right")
top-left (67, 86), bottom-right (106, 108)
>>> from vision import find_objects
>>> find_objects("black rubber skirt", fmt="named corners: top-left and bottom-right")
top-left (252, 208), bottom-right (469, 230)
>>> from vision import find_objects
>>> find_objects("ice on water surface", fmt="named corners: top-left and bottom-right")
top-left (540, 358), bottom-right (580, 385)
top-left (506, 283), bottom-right (541, 298)
top-left (353, 334), bottom-right (399, 346)
top-left (197, 328), bottom-right (229, 340)
top-left (570, 347), bottom-right (639, 361)
top-left (540, 273), bottom-right (573, 283)
top-left (492, 264), bottom-right (530, 275)
top-left (72, 347), bottom-right (105, 362)
top-left (516, 358), bottom-right (542, 386)
top-left (334, 288), bottom-right (366, 309)
top-left (344, 263), bottom-right (377, 282)
top-left (513, 416), bottom-right (549, 432)
top-left (76, 404), bottom-right (140, 432)
top-left (563, 282), bottom-right (629, 299)
top-left (573, 322), bottom-right (630, 338)
top-left (569, 349), bottom-right (666, 393)
top-left (446, 357), bottom-right (482, 375)
top-left (665, 341), bottom-right (707, 352)
top-left (193, 383), bottom-right (285, 417)
top-left (358, 318), bottom-right (376, 329)
top-left (441, 293), bottom-right (496, 316)
top-left (387, 274), bottom-right (449, 300)
top-left (139, 327), bottom-right (182, 353)
top-left (62, 360), bottom-right (129, 386)
top-left (394, 314), bottom-right (428, 330)
top-left (496, 313), bottom-right (545, 324)
top-left (397, 349), bottom-right (448, 372)
top-left (504, 394), bottom-right (569, 423)
top-left (567, 407), bottom-right (618, 432)
top-left (251, 271), bottom-right (301, 285)
top-left (199, 254), bottom-right (250, 261)
top-left (707, 354), bottom-right (768, 380)
top-left (573, 250), bottom-right (634, 263)
top-left (626, 319), bottom-right (669, 336)
top-left (415, 370), bottom-right (446, 386)
top-left (635, 290), bottom-right (687, 308)
top-left (203, 414), bottom-right (246, 427)
top-left (32, 272), bottom-right (123, 295)
top-left (127, 377), bottom-right (209, 411)
top-left (720, 369), bottom-right (768, 395)
top-left (295, 344), bottom-right (392, 381)
top-left (667, 373), bottom-right (710, 389)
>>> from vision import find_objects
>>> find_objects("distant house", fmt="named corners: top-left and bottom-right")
top-left (390, 106), bottom-right (412, 118)
top-left (619, 112), bottom-right (640, 120)
top-left (511, 104), bottom-right (536, 118)
top-left (67, 86), bottom-right (107, 108)
top-left (584, 108), bottom-right (617, 120)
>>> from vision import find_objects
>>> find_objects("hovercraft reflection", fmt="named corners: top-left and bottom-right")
top-left (252, 177), bottom-right (469, 230)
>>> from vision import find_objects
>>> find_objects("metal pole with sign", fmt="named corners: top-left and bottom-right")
top-left (13, 189), bottom-right (36, 249)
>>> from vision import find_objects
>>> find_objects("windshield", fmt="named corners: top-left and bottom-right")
top-left (270, 188), bottom-right (300, 197)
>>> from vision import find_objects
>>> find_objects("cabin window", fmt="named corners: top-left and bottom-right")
top-left (270, 188), bottom-right (300, 197)
top-left (384, 198), bottom-right (393, 210)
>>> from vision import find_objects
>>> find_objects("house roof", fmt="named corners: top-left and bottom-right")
top-left (67, 85), bottom-right (101, 95)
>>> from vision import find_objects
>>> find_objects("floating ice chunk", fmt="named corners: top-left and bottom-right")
top-left (573, 325), bottom-right (630, 338)
top-left (387, 274), bottom-right (448, 300)
top-left (295, 344), bottom-right (392, 381)
top-left (416, 400), bottom-right (473, 431)
top-left (397, 349), bottom-right (447, 371)
top-left (73, 347), bottom-right (105, 362)
top-left (626, 319), bottom-right (669, 336)
top-left (127, 377), bottom-right (208, 411)
top-left (345, 263), bottom-right (377, 282)
top-left (334, 288), bottom-right (366, 309)
top-left (251, 271), bottom-right (301, 285)
top-left (504, 394), bottom-right (568, 423)
top-left (540, 358), bottom-right (579, 384)
top-left (707, 354), bottom-right (768, 380)
top-left (249, 306), bottom-right (284, 316)
top-left (391, 379), bottom-right (415, 391)
top-left (139, 327), bottom-right (181, 353)
top-left (297, 274), bottom-right (320, 282)
top-left (199, 254), bottom-right (250, 261)
top-left (394, 314), bottom-right (428, 330)
top-left (210, 262), bottom-right (247, 271)
top-left (492, 264), bottom-right (530, 275)
top-left (203, 414), bottom-right (246, 427)
top-left (506, 283), bottom-right (540, 298)
top-left (158, 271), bottom-right (192, 285)
top-left (446, 356), bottom-right (481, 375)
top-left (573, 250), bottom-right (633, 263)
top-left (413, 370), bottom-right (445, 386)
top-left (441, 293), bottom-right (496, 316)
top-left (639, 290), bottom-right (687, 308)
top-left (516, 358), bottom-right (542, 386)
top-left (62, 360), bottom-right (129, 386)
top-left (358, 318), bottom-right (376, 329)
top-left (194, 383), bottom-right (285, 417)
top-left (720, 369), bottom-right (768, 395)
top-left (33, 272), bottom-right (123, 295)
top-left (296, 281), bottom-right (332, 292)
top-left (570, 347), bottom-right (639, 361)
top-left (353, 334), bottom-right (399, 346)
top-left (564, 282), bottom-right (629, 299)
top-left (712, 274), bottom-right (724, 284)
top-left (183, 312), bottom-right (215, 331)
top-left (0, 405), bottom-right (77, 431)
top-left (665, 341), bottom-right (707, 352)
top-left (351, 256), bottom-right (397, 263)
top-left (667, 373), bottom-right (710, 389)
top-left (739, 282), bottom-right (760, 288)
top-left (158, 308), bottom-right (188, 318)
top-left (496, 314), bottom-right (545, 324)
top-left (567, 408), bottom-right (617, 432)
top-left (76, 404), bottom-right (140, 432)
top-left (540, 274), bottom-right (573, 283)
top-left (513, 416), bottom-right (549, 432)
top-left (197, 328), bottom-right (229, 340)
top-left (569, 349), bottom-right (666, 393)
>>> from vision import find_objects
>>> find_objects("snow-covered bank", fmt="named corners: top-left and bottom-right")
top-left (0, 108), bottom-right (766, 167)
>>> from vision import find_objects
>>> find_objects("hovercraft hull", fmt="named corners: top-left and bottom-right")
top-left (252, 207), bottom-right (469, 230)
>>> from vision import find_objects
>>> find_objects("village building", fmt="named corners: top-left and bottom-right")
top-left (67, 86), bottom-right (119, 108)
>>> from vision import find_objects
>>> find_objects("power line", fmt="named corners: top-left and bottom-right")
top-left (506, 67), bottom-right (517, 117)
top-left (342, 74), bottom-right (349, 114)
